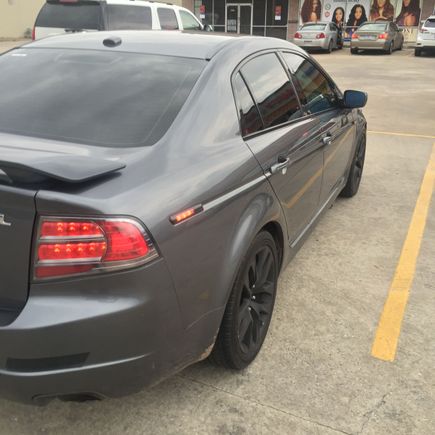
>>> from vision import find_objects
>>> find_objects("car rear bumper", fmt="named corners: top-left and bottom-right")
top-left (416, 38), bottom-right (435, 48)
top-left (293, 38), bottom-right (329, 50)
top-left (351, 40), bottom-right (389, 50)
top-left (0, 259), bottom-right (190, 404)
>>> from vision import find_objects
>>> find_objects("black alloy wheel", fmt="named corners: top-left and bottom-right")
top-left (210, 231), bottom-right (279, 370)
top-left (340, 135), bottom-right (366, 198)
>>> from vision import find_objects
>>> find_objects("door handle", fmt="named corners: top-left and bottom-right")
top-left (270, 157), bottom-right (290, 175)
top-left (322, 135), bottom-right (332, 146)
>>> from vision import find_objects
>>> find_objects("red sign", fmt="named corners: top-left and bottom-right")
top-left (199, 5), bottom-right (205, 14)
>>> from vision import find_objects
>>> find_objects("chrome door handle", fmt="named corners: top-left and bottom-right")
top-left (322, 135), bottom-right (332, 146)
top-left (270, 157), bottom-right (290, 175)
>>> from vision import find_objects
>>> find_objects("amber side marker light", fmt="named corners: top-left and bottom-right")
top-left (169, 205), bottom-right (204, 225)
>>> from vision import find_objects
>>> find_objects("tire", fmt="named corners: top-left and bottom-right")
top-left (327, 40), bottom-right (333, 53)
top-left (399, 40), bottom-right (403, 50)
top-left (210, 231), bottom-right (279, 370)
top-left (415, 48), bottom-right (421, 57)
top-left (350, 47), bottom-right (358, 55)
top-left (386, 42), bottom-right (393, 55)
top-left (340, 135), bottom-right (366, 198)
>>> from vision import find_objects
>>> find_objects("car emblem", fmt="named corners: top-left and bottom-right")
top-left (0, 214), bottom-right (11, 227)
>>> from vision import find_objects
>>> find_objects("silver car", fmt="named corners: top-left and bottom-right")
top-left (415, 16), bottom-right (435, 56)
top-left (351, 21), bottom-right (404, 55)
top-left (294, 22), bottom-right (342, 53)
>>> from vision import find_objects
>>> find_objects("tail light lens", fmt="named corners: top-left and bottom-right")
top-left (378, 33), bottom-right (388, 39)
top-left (294, 32), bottom-right (302, 39)
top-left (34, 217), bottom-right (158, 279)
top-left (316, 33), bottom-right (326, 39)
top-left (352, 33), bottom-right (359, 39)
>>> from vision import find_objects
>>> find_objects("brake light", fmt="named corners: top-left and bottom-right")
top-left (316, 33), bottom-right (326, 39)
top-left (352, 33), bottom-right (359, 39)
top-left (378, 33), bottom-right (388, 39)
top-left (34, 217), bottom-right (158, 279)
top-left (294, 32), bottom-right (302, 39)
top-left (420, 28), bottom-right (428, 33)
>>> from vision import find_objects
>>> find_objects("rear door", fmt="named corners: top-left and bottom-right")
top-left (34, 0), bottom-right (104, 40)
top-left (233, 52), bottom-right (323, 245)
top-left (281, 52), bottom-right (355, 205)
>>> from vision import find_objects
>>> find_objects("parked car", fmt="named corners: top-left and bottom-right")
top-left (0, 31), bottom-right (367, 403)
top-left (415, 16), bottom-right (435, 56)
top-left (33, 0), bottom-right (209, 40)
top-left (293, 22), bottom-right (343, 53)
top-left (350, 21), bottom-right (404, 54)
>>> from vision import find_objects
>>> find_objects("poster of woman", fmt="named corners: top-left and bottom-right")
top-left (395, 0), bottom-right (421, 26)
top-left (370, 0), bottom-right (395, 21)
top-left (300, 0), bottom-right (323, 23)
top-left (343, 2), bottom-right (369, 39)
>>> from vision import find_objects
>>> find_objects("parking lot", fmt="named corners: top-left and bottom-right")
top-left (0, 43), bottom-right (434, 434)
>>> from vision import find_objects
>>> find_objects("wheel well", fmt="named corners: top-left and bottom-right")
top-left (261, 222), bottom-right (284, 272)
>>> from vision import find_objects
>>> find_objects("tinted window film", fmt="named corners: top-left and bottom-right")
top-left (0, 49), bottom-right (205, 147)
top-left (425, 19), bottom-right (435, 28)
top-left (157, 8), bottom-right (179, 30)
top-left (241, 53), bottom-right (301, 129)
top-left (36, 3), bottom-right (103, 29)
top-left (107, 5), bottom-right (152, 30)
top-left (180, 10), bottom-right (201, 30)
top-left (233, 73), bottom-right (263, 136)
top-left (282, 53), bottom-right (338, 115)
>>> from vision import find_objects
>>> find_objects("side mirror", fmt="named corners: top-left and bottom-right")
top-left (343, 90), bottom-right (368, 109)
top-left (204, 24), bottom-right (213, 32)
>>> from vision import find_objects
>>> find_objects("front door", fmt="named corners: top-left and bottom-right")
top-left (226, 4), bottom-right (252, 35)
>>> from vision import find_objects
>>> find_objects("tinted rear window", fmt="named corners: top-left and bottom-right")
top-left (301, 24), bottom-right (327, 31)
top-left (358, 23), bottom-right (387, 32)
top-left (36, 2), bottom-right (103, 29)
top-left (107, 5), bottom-right (152, 30)
top-left (0, 49), bottom-right (205, 147)
top-left (157, 8), bottom-right (179, 30)
top-left (424, 19), bottom-right (435, 28)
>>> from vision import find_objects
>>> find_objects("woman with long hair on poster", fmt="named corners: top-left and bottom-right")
top-left (370, 0), bottom-right (395, 22)
top-left (395, 0), bottom-right (421, 26)
top-left (301, 0), bottom-right (322, 23)
top-left (332, 7), bottom-right (345, 28)
top-left (345, 4), bottom-right (368, 39)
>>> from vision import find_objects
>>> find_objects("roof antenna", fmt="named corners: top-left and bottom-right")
top-left (103, 36), bottom-right (122, 48)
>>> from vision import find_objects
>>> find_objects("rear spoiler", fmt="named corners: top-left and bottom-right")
top-left (0, 151), bottom-right (125, 184)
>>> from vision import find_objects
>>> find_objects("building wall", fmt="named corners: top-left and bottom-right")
top-left (0, 0), bottom-right (45, 39)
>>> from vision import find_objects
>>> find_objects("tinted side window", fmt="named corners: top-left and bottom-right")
top-left (107, 5), bottom-right (152, 30)
top-left (282, 53), bottom-right (338, 115)
top-left (157, 8), bottom-right (179, 30)
top-left (180, 10), bottom-right (201, 30)
top-left (241, 53), bottom-right (301, 129)
top-left (36, 3), bottom-right (103, 29)
top-left (233, 73), bottom-right (263, 136)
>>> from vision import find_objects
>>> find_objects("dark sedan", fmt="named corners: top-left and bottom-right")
top-left (0, 31), bottom-right (367, 403)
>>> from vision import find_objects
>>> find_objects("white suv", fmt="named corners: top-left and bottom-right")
top-left (415, 16), bottom-right (435, 56)
top-left (33, 0), bottom-right (208, 41)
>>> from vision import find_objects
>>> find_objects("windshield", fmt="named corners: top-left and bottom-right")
top-left (36, 2), bottom-right (103, 30)
top-left (0, 49), bottom-right (205, 147)
top-left (301, 24), bottom-right (326, 31)
top-left (358, 23), bottom-right (387, 32)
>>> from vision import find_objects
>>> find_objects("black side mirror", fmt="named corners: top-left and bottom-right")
top-left (343, 90), bottom-right (368, 109)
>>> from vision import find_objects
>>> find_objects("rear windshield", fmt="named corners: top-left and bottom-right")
top-left (301, 24), bottom-right (326, 31)
top-left (0, 49), bottom-right (205, 147)
top-left (107, 5), bottom-right (152, 30)
top-left (424, 19), bottom-right (435, 28)
top-left (358, 23), bottom-right (387, 32)
top-left (36, 2), bottom-right (103, 30)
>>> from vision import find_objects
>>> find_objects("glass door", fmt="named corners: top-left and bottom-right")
top-left (226, 4), bottom-right (252, 35)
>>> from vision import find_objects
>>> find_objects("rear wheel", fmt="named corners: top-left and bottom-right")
top-left (340, 135), bottom-right (366, 198)
top-left (350, 47), bottom-right (358, 55)
top-left (327, 40), bottom-right (333, 53)
top-left (210, 231), bottom-right (279, 369)
top-left (386, 42), bottom-right (393, 54)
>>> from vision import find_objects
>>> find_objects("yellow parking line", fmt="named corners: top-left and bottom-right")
top-left (371, 142), bottom-right (435, 362)
top-left (368, 130), bottom-right (435, 140)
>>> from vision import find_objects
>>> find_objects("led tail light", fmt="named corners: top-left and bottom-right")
top-left (378, 33), bottom-right (388, 39)
top-left (316, 33), bottom-right (326, 39)
top-left (34, 217), bottom-right (158, 279)
top-left (294, 32), bottom-right (302, 39)
top-left (352, 33), bottom-right (359, 39)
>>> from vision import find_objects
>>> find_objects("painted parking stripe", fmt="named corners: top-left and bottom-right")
top-left (371, 142), bottom-right (435, 362)
top-left (368, 130), bottom-right (435, 140)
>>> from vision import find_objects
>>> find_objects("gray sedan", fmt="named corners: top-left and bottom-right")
top-left (351, 21), bottom-right (404, 54)
top-left (0, 31), bottom-right (367, 404)
top-left (293, 22), bottom-right (342, 52)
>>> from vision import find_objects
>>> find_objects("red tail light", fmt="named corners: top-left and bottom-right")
top-left (32, 26), bottom-right (35, 41)
top-left (316, 33), bottom-right (326, 39)
top-left (294, 32), bottom-right (302, 39)
top-left (34, 217), bottom-right (158, 279)
top-left (378, 33), bottom-right (388, 39)
top-left (352, 33), bottom-right (359, 39)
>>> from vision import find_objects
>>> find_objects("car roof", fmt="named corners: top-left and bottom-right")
top-left (24, 31), bottom-right (301, 60)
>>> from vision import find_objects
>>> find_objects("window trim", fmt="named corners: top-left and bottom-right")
top-left (231, 49), bottom-right (306, 140)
